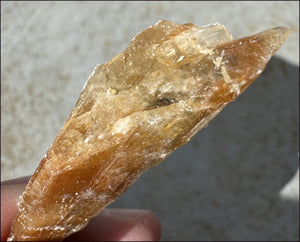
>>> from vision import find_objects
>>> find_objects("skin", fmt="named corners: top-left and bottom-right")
top-left (1, 176), bottom-right (161, 241)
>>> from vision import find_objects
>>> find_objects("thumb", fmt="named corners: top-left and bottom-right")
top-left (1, 177), bottom-right (161, 241)
top-left (65, 209), bottom-right (161, 241)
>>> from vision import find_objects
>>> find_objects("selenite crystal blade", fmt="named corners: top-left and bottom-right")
top-left (7, 20), bottom-right (289, 241)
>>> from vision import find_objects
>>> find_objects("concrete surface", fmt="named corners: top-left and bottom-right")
top-left (1, 1), bottom-right (299, 241)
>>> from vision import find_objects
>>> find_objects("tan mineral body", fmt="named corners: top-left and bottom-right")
top-left (8, 20), bottom-right (289, 241)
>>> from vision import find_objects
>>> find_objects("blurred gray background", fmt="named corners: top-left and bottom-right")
top-left (1, 1), bottom-right (299, 241)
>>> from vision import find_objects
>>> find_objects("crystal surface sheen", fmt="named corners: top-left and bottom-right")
top-left (8, 21), bottom-right (289, 241)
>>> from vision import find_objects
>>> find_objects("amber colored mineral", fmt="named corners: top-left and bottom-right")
top-left (8, 21), bottom-right (289, 241)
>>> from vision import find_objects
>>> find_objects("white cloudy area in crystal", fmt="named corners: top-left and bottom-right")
top-left (8, 21), bottom-right (289, 241)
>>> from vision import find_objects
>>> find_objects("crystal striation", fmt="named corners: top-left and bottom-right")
top-left (8, 20), bottom-right (289, 241)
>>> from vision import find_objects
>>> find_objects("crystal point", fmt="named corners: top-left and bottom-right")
top-left (8, 21), bottom-right (289, 241)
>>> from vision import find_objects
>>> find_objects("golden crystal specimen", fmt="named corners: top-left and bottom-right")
top-left (8, 21), bottom-right (289, 241)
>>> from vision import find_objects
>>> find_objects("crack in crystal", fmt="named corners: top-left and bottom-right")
top-left (8, 21), bottom-right (290, 241)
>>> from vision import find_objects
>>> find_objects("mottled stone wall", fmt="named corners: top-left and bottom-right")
top-left (1, 1), bottom-right (299, 240)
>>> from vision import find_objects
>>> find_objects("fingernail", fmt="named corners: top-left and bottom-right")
top-left (1, 176), bottom-right (31, 185)
top-left (103, 209), bottom-right (150, 221)
top-left (1, 184), bottom-right (26, 201)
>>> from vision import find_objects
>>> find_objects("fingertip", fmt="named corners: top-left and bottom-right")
top-left (120, 209), bottom-right (161, 241)
top-left (1, 183), bottom-right (26, 241)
